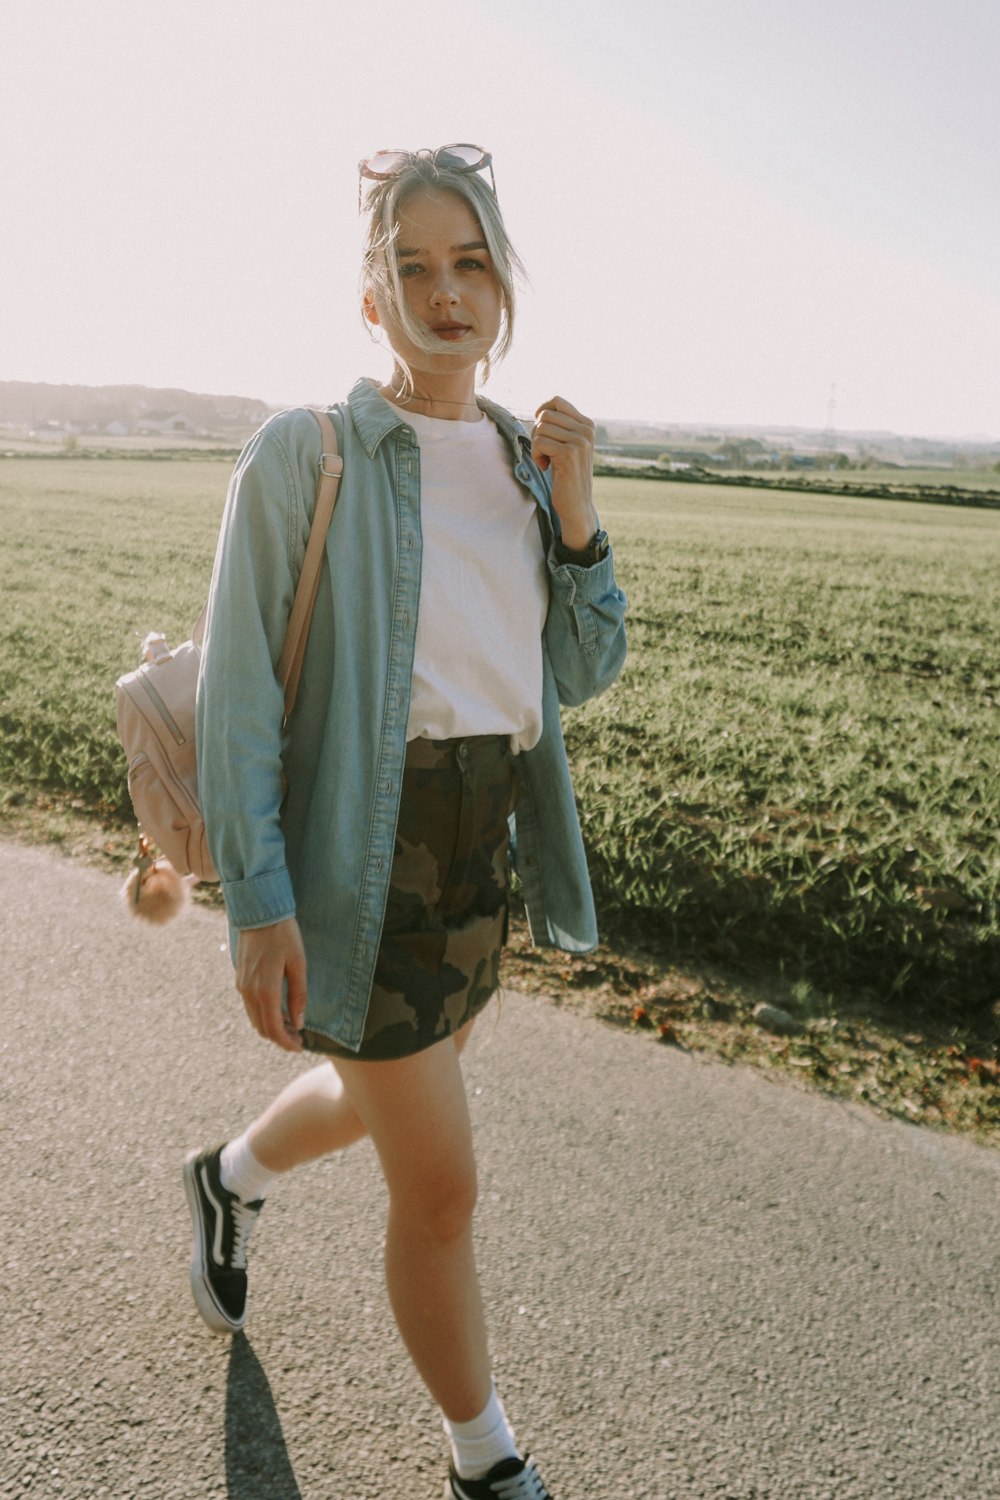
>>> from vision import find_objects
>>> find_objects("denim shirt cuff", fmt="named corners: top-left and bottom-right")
top-left (547, 546), bottom-right (616, 601)
top-left (222, 867), bottom-right (297, 929)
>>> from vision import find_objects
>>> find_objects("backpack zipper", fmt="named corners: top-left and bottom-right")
top-left (138, 673), bottom-right (186, 745)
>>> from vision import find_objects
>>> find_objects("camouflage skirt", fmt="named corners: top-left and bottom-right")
top-left (303, 734), bottom-right (517, 1062)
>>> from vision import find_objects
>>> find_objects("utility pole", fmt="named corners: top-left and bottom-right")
top-left (822, 381), bottom-right (838, 466)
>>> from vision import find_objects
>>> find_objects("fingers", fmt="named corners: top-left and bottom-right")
top-left (535, 395), bottom-right (591, 426)
top-left (241, 987), bottom-right (304, 1053)
top-left (285, 950), bottom-right (308, 1035)
top-left (533, 398), bottom-right (595, 442)
top-left (531, 396), bottom-right (595, 473)
top-left (236, 920), bottom-right (307, 1053)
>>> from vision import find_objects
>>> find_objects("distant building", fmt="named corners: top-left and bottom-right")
top-left (136, 410), bottom-right (195, 435)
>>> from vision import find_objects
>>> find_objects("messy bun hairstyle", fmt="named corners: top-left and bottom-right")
top-left (361, 154), bottom-right (525, 389)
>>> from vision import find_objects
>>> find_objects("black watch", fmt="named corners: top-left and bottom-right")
top-left (555, 528), bottom-right (609, 567)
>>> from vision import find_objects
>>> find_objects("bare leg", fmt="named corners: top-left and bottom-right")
top-left (248, 1062), bottom-right (367, 1171)
top-left (333, 1030), bottom-right (491, 1423)
top-left (247, 1019), bottom-right (477, 1173)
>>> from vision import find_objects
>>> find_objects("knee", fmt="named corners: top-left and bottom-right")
top-left (394, 1159), bottom-right (478, 1245)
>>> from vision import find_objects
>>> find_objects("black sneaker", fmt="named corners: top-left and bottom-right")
top-left (446, 1455), bottom-right (553, 1500)
top-left (183, 1145), bottom-right (263, 1334)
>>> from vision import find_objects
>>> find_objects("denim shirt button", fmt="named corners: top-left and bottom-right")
top-left (515, 464), bottom-right (529, 482)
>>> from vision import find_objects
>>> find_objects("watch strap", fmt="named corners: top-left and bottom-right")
top-left (554, 527), bottom-right (609, 567)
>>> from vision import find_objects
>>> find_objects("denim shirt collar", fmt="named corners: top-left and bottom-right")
top-left (346, 377), bottom-right (533, 468)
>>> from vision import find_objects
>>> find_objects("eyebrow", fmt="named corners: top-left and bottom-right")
top-left (396, 240), bottom-right (490, 257)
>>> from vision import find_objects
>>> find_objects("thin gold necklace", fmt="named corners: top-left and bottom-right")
top-left (387, 388), bottom-right (481, 412)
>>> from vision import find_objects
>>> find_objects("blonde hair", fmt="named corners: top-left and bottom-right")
top-left (361, 157), bottom-right (525, 389)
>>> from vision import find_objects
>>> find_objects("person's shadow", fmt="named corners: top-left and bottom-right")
top-left (225, 1333), bottom-right (303, 1499)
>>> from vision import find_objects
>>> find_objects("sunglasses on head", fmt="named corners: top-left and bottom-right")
top-left (358, 144), bottom-right (496, 211)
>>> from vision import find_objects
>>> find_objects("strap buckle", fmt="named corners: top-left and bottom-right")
top-left (320, 453), bottom-right (343, 477)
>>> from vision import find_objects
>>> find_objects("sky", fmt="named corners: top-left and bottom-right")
top-left (2, 0), bottom-right (998, 438)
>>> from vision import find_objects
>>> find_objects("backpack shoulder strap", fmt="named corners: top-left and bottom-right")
top-left (276, 408), bottom-right (342, 716)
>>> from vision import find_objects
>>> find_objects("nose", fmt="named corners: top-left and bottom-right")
top-left (428, 271), bottom-right (460, 308)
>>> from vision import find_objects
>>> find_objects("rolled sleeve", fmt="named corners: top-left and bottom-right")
top-left (220, 866), bottom-right (297, 929)
top-left (544, 544), bottom-right (628, 705)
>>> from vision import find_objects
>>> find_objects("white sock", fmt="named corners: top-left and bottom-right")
top-left (443, 1385), bottom-right (520, 1480)
top-left (219, 1131), bottom-right (279, 1203)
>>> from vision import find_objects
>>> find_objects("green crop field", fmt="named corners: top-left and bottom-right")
top-left (574, 478), bottom-right (999, 1014)
top-left (2, 458), bottom-right (998, 1020)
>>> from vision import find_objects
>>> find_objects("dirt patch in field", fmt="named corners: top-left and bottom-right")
top-left (502, 905), bottom-right (1000, 1147)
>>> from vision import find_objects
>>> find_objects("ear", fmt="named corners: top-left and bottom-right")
top-left (363, 290), bottom-right (380, 327)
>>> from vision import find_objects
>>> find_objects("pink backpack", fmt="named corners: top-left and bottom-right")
top-left (114, 409), bottom-right (341, 887)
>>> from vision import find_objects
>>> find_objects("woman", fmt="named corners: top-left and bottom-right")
top-left (186, 144), bottom-right (627, 1500)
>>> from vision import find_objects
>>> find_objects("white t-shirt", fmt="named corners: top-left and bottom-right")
top-left (403, 408), bottom-right (548, 754)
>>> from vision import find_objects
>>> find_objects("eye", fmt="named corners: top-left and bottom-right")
top-left (398, 261), bottom-right (423, 278)
top-left (457, 257), bottom-right (486, 271)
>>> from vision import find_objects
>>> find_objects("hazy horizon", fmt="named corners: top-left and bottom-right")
top-left (4, 374), bottom-right (998, 447)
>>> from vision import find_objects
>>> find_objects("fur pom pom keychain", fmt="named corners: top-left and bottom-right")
top-left (121, 835), bottom-right (198, 924)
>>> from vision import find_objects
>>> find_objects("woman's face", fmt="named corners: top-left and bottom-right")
top-left (365, 186), bottom-right (502, 378)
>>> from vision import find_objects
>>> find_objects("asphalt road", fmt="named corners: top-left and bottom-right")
top-left (2, 839), bottom-right (998, 1500)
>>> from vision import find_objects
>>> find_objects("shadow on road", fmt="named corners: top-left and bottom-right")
top-left (225, 1333), bottom-right (303, 1499)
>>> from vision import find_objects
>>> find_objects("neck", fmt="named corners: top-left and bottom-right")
top-left (379, 367), bottom-right (482, 422)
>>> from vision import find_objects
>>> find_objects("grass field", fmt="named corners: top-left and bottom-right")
top-left (806, 467), bottom-right (1000, 490)
top-left (1, 460), bottom-right (223, 812)
top-left (2, 459), bottom-right (998, 1030)
top-left (575, 478), bottom-right (999, 1016)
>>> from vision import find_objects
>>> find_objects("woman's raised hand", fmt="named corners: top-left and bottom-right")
top-left (235, 917), bottom-right (308, 1052)
top-left (531, 396), bottom-right (601, 551)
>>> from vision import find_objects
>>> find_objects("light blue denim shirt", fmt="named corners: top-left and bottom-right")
top-left (197, 378), bottom-right (627, 1051)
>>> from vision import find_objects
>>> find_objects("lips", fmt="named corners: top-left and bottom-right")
top-left (431, 322), bottom-right (471, 341)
